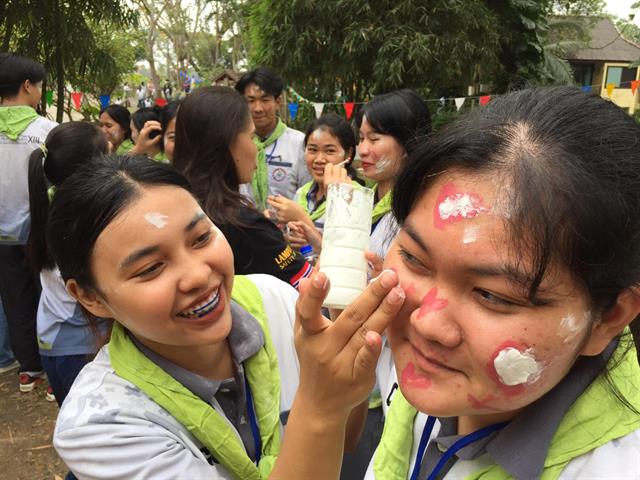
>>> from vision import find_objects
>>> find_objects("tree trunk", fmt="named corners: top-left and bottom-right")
top-left (53, 0), bottom-right (65, 123)
top-left (1, 3), bottom-right (15, 51)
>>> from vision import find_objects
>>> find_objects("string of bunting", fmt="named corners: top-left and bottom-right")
top-left (286, 79), bottom-right (640, 120)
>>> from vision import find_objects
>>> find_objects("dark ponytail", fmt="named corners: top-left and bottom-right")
top-left (26, 148), bottom-right (52, 271)
top-left (26, 122), bottom-right (109, 273)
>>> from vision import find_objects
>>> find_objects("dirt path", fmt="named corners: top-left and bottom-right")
top-left (0, 370), bottom-right (65, 479)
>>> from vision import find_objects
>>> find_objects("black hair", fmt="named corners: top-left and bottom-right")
top-left (172, 86), bottom-right (253, 226)
top-left (235, 67), bottom-right (283, 99)
top-left (99, 104), bottom-right (132, 141)
top-left (355, 89), bottom-right (432, 155)
top-left (160, 99), bottom-right (181, 135)
top-left (26, 123), bottom-right (109, 273)
top-left (393, 86), bottom-right (640, 369)
top-left (304, 113), bottom-right (362, 184)
top-left (0, 53), bottom-right (46, 99)
top-left (131, 105), bottom-right (162, 132)
top-left (46, 154), bottom-right (192, 290)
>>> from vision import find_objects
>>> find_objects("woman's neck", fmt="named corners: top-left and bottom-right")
top-left (135, 335), bottom-right (235, 380)
top-left (316, 181), bottom-right (326, 200)
top-left (376, 179), bottom-right (393, 201)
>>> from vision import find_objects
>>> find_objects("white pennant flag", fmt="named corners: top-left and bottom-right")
top-left (439, 96), bottom-right (446, 106)
top-left (313, 102), bottom-right (325, 118)
top-left (455, 97), bottom-right (465, 111)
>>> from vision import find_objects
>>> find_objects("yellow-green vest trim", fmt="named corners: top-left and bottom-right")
top-left (372, 186), bottom-right (393, 224)
top-left (109, 275), bottom-right (282, 480)
top-left (374, 339), bottom-right (640, 480)
top-left (115, 138), bottom-right (134, 155)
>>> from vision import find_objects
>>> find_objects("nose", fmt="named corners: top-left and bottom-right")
top-left (359, 139), bottom-right (370, 157)
top-left (177, 256), bottom-right (211, 294)
top-left (409, 297), bottom-right (463, 349)
top-left (251, 101), bottom-right (264, 113)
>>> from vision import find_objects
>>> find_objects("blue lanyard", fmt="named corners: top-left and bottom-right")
top-left (265, 139), bottom-right (278, 163)
top-left (410, 417), bottom-right (509, 480)
top-left (244, 376), bottom-right (262, 464)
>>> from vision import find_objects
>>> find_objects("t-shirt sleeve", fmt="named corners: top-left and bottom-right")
top-left (218, 210), bottom-right (312, 289)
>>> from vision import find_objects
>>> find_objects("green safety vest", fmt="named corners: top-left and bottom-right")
top-left (109, 275), bottom-right (282, 480)
top-left (372, 186), bottom-right (393, 224)
top-left (374, 339), bottom-right (640, 480)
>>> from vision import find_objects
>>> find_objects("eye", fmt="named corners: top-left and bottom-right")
top-left (193, 228), bottom-right (213, 247)
top-left (135, 262), bottom-right (163, 279)
top-left (399, 247), bottom-right (427, 270)
top-left (473, 288), bottom-right (517, 308)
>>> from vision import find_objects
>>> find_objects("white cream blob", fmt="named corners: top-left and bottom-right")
top-left (438, 193), bottom-right (484, 221)
top-left (144, 212), bottom-right (169, 229)
top-left (462, 225), bottom-right (479, 244)
top-left (375, 157), bottom-right (392, 173)
top-left (493, 347), bottom-right (541, 386)
top-left (557, 311), bottom-right (589, 344)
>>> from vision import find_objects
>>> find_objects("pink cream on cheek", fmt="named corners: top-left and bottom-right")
top-left (433, 183), bottom-right (487, 230)
top-left (400, 362), bottom-right (432, 389)
top-left (467, 394), bottom-right (500, 411)
top-left (419, 287), bottom-right (449, 318)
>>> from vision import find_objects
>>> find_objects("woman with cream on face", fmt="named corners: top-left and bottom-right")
top-left (266, 114), bottom-right (362, 252)
top-left (47, 155), bottom-right (405, 480)
top-left (366, 87), bottom-right (640, 479)
top-left (355, 90), bottom-right (431, 264)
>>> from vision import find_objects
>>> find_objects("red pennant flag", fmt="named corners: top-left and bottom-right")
top-left (71, 92), bottom-right (83, 110)
top-left (155, 98), bottom-right (167, 107)
top-left (344, 102), bottom-right (355, 120)
top-left (631, 80), bottom-right (640, 95)
top-left (479, 95), bottom-right (491, 106)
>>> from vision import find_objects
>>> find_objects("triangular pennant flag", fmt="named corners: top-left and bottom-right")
top-left (288, 102), bottom-right (299, 121)
top-left (631, 80), bottom-right (640, 95)
top-left (313, 102), bottom-right (325, 118)
top-left (606, 83), bottom-right (616, 97)
top-left (99, 95), bottom-right (111, 108)
top-left (344, 101), bottom-right (355, 120)
top-left (454, 97), bottom-right (465, 111)
top-left (45, 91), bottom-right (53, 106)
top-left (71, 92), bottom-right (83, 110)
top-left (155, 98), bottom-right (167, 107)
top-left (439, 96), bottom-right (446, 106)
top-left (581, 85), bottom-right (592, 93)
top-left (479, 95), bottom-right (491, 106)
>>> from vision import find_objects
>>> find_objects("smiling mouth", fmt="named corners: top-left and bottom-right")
top-left (410, 343), bottom-right (457, 374)
top-left (177, 289), bottom-right (221, 318)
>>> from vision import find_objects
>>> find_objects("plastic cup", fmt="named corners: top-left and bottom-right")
top-left (319, 183), bottom-right (374, 308)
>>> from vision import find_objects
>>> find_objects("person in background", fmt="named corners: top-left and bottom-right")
top-left (160, 99), bottom-right (180, 163)
top-left (130, 105), bottom-right (165, 161)
top-left (0, 298), bottom-right (19, 374)
top-left (27, 122), bottom-right (111, 406)
top-left (0, 52), bottom-right (56, 393)
top-left (99, 104), bottom-right (133, 155)
top-left (366, 86), bottom-right (640, 479)
top-left (235, 67), bottom-right (311, 210)
top-left (136, 82), bottom-right (147, 109)
top-left (163, 80), bottom-right (173, 101)
top-left (173, 86), bottom-right (312, 289)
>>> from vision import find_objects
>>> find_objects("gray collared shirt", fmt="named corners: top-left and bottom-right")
top-left (131, 301), bottom-right (265, 461)
top-left (417, 341), bottom-right (618, 480)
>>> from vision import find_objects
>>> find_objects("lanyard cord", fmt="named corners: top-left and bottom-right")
top-left (410, 417), bottom-right (509, 480)
top-left (244, 376), bottom-right (262, 464)
top-left (265, 139), bottom-right (278, 163)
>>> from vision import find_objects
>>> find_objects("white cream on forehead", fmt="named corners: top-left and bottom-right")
top-left (462, 225), bottom-right (479, 244)
top-left (438, 193), bottom-right (484, 220)
top-left (144, 212), bottom-right (169, 229)
top-left (493, 347), bottom-right (541, 386)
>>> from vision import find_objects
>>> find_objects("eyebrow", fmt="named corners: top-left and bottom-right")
top-left (119, 212), bottom-right (207, 270)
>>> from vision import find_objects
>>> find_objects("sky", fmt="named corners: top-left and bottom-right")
top-left (604, 0), bottom-right (640, 24)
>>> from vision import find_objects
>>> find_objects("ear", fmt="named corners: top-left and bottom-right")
top-left (274, 95), bottom-right (281, 108)
top-left (66, 279), bottom-right (113, 319)
top-left (580, 288), bottom-right (640, 356)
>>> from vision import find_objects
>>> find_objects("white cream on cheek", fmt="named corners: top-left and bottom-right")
top-left (144, 212), bottom-right (169, 229)
top-left (557, 311), bottom-right (589, 344)
top-left (375, 157), bottom-right (392, 173)
top-left (493, 347), bottom-right (542, 386)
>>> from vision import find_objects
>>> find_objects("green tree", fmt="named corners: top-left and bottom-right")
top-left (0, 0), bottom-right (137, 121)
top-left (550, 0), bottom-right (605, 16)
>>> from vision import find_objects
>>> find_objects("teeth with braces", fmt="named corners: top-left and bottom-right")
top-left (178, 289), bottom-right (220, 318)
